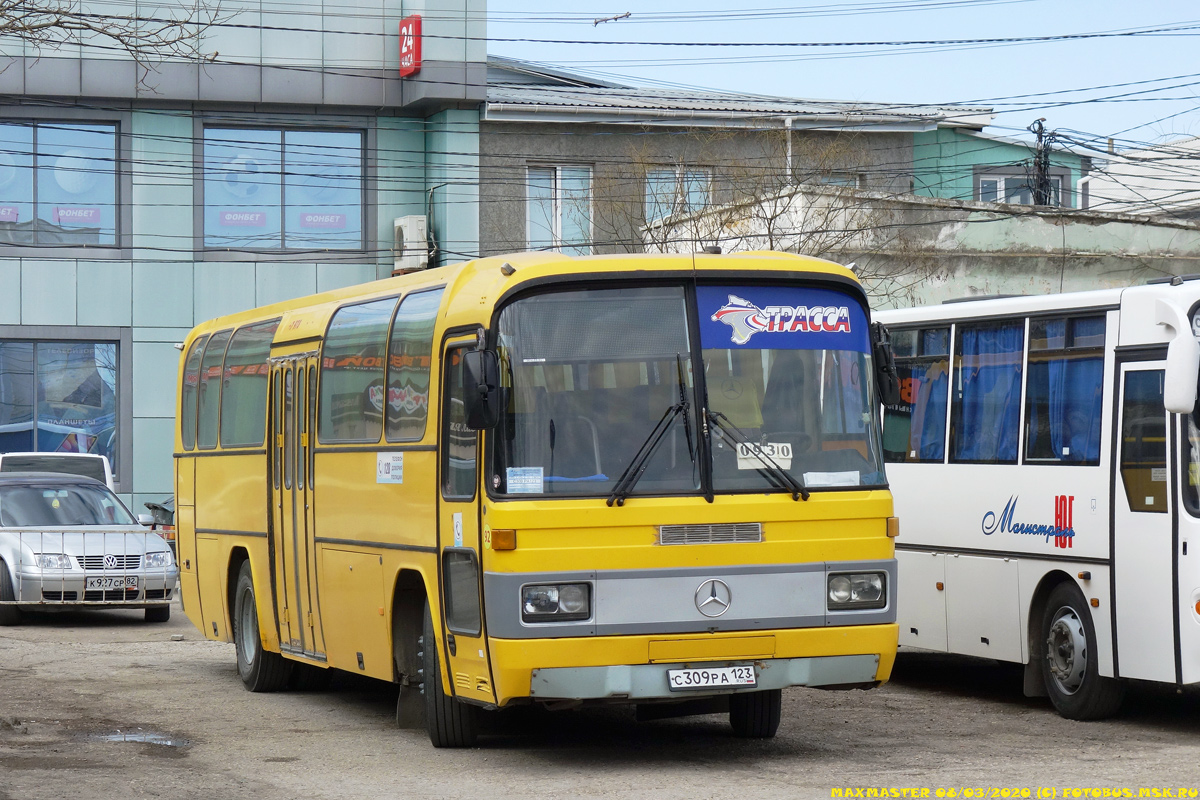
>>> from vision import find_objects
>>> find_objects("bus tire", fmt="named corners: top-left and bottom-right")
top-left (233, 560), bottom-right (292, 692)
top-left (0, 561), bottom-right (21, 626)
top-left (1040, 582), bottom-right (1124, 720)
top-left (145, 605), bottom-right (171, 623)
top-left (421, 602), bottom-right (478, 747)
top-left (728, 688), bottom-right (782, 738)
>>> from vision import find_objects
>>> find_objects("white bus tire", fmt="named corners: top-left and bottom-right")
top-left (0, 561), bottom-right (20, 626)
top-left (729, 688), bottom-right (782, 738)
top-left (421, 603), bottom-right (478, 747)
top-left (233, 560), bottom-right (292, 692)
top-left (1039, 582), bottom-right (1124, 720)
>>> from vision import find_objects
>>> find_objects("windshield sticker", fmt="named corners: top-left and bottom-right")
top-left (803, 471), bottom-right (861, 487)
top-left (736, 442), bottom-right (793, 470)
top-left (697, 285), bottom-right (869, 352)
top-left (506, 466), bottom-right (544, 494)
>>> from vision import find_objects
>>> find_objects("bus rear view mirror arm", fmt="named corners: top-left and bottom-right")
top-left (463, 349), bottom-right (502, 430)
top-left (870, 322), bottom-right (902, 408)
top-left (1156, 299), bottom-right (1200, 414)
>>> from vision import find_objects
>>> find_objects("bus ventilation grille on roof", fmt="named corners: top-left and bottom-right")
top-left (658, 523), bottom-right (762, 545)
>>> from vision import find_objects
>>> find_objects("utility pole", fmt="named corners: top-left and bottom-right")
top-left (1028, 118), bottom-right (1055, 206)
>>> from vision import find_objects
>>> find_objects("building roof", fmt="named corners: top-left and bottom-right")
top-left (485, 56), bottom-right (994, 131)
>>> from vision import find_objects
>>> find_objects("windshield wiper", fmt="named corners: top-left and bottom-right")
top-left (706, 410), bottom-right (809, 501)
top-left (607, 354), bottom-right (697, 507)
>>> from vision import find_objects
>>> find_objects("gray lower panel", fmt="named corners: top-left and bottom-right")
top-left (529, 654), bottom-right (881, 700)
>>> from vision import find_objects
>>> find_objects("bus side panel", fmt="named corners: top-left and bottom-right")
top-left (177, 503), bottom-right (201, 630)
top-left (196, 535), bottom-right (225, 640)
top-left (1015, 561), bottom-right (1115, 679)
top-left (319, 547), bottom-right (389, 680)
top-left (944, 554), bottom-right (1022, 662)
top-left (194, 454), bottom-right (269, 536)
top-left (896, 550), bottom-right (947, 651)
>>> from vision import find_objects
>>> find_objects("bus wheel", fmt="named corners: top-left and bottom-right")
top-left (421, 602), bottom-right (478, 747)
top-left (0, 561), bottom-right (22, 626)
top-left (1039, 582), bottom-right (1124, 720)
top-left (729, 689), bottom-right (782, 738)
top-left (233, 560), bottom-right (292, 692)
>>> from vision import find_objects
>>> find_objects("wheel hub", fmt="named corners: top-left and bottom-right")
top-left (1046, 607), bottom-right (1087, 694)
top-left (238, 587), bottom-right (257, 667)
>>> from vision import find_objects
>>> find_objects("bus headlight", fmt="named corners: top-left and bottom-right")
top-left (827, 572), bottom-right (886, 610)
top-left (522, 583), bottom-right (590, 622)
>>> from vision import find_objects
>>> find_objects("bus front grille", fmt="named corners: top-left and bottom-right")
top-left (657, 523), bottom-right (762, 545)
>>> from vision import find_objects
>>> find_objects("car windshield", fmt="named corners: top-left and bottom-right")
top-left (489, 282), bottom-right (886, 500)
top-left (0, 483), bottom-right (135, 526)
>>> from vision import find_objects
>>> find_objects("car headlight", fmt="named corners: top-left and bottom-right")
top-left (144, 550), bottom-right (174, 569)
top-left (827, 572), bottom-right (886, 610)
top-left (34, 553), bottom-right (73, 570)
top-left (521, 583), bottom-right (590, 622)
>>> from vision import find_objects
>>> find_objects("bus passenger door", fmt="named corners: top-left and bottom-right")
top-left (1179, 412), bottom-right (1200, 684)
top-left (436, 341), bottom-right (496, 705)
top-left (271, 356), bottom-right (323, 659)
top-left (1113, 363), bottom-right (1175, 683)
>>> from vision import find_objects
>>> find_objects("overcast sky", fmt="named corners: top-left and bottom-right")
top-left (486, 0), bottom-right (1200, 152)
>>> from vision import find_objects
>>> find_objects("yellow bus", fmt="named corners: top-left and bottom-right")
top-left (174, 251), bottom-right (901, 747)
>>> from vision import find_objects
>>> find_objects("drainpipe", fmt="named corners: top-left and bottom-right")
top-left (785, 117), bottom-right (795, 182)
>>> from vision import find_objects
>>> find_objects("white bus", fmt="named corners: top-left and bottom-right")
top-left (876, 277), bottom-right (1200, 719)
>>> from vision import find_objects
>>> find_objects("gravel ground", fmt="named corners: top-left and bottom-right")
top-left (2, 601), bottom-right (1199, 800)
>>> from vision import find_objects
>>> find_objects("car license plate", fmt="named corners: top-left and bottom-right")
top-left (85, 576), bottom-right (138, 591)
top-left (667, 665), bottom-right (757, 691)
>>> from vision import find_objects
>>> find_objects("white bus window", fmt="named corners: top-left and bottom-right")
top-left (1185, 416), bottom-right (1200, 517)
top-left (1120, 370), bottom-right (1167, 513)
top-left (950, 321), bottom-right (1023, 464)
top-left (1024, 316), bottom-right (1104, 465)
top-left (883, 327), bottom-right (950, 463)
top-left (318, 297), bottom-right (397, 443)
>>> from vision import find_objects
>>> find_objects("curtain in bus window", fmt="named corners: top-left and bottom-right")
top-left (1026, 361), bottom-right (1103, 464)
top-left (952, 322), bottom-right (1023, 463)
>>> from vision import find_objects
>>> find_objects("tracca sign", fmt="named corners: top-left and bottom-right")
top-left (399, 15), bottom-right (421, 77)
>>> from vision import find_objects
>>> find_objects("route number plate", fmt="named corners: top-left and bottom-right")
top-left (667, 665), bottom-right (757, 691)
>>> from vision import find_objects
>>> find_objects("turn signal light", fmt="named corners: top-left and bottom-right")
top-left (489, 529), bottom-right (516, 550)
top-left (886, 517), bottom-right (900, 538)
top-left (935, 582), bottom-right (944, 591)
top-left (1090, 598), bottom-right (1100, 608)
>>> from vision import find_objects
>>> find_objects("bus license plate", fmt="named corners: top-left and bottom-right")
top-left (667, 665), bottom-right (756, 691)
top-left (85, 576), bottom-right (138, 591)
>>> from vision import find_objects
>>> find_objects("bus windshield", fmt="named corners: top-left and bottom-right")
top-left (491, 283), bottom-right (886, 499)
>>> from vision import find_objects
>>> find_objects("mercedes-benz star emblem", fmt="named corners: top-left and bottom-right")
top-left (695, 579), bottom-right (732, 617)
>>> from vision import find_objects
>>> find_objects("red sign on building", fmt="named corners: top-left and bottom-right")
top-left (399, 15), bottom-right (421, 77)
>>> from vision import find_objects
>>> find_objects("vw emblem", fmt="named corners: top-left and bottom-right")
top-left (103, 554), bottom-right (118, 570)
top-left (694, 579), bottom-right (732, 617)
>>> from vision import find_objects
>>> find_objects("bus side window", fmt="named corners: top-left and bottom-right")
top-left (318, 297), bottom-right (397, 444)
top-left (1024, 316), bottom-right (1104, 465)
top-left (180, 335), bottom-right (209, 451)
top-left (219, 319), bottom-right (278, 448)
top-left (386, 288), bottom-right (443, 442)
top-left (950, 320), bottom-right (1023, 464)
top-left (1185, 416), bottom-right (1200, 517)
top-left (197, 330), bottom-right (233, 450)
top-left (883, 327), bottom-right (949, 463)
top-left (1120, 370), bottom-right (1167, 513)
top-left (442, 348), bottom-right (476, 499)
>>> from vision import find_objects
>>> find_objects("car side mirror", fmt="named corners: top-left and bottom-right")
top-left (870, 322), bottom-right (902, 407)
top-left (137, 513), bottom-right (154, 527)
top-left (462, 349), bottom-right (501, 430)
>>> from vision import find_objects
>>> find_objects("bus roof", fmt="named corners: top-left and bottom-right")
top-left (184, 250), bottom-right (862, 347)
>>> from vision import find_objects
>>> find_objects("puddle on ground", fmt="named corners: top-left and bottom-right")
top-left (88, 730), bottom-right (190, 747)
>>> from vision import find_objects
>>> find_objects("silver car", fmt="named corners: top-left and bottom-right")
top-left (0, 473), bottom-right (179, 624)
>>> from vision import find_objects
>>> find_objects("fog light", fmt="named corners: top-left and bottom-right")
top-left (828, 572), bottom-right (886, 610)
top-left (521, 583), bottom-right (591, 622)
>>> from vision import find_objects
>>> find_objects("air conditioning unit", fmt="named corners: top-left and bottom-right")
top-left (393, 215), bottom-right (429, 273)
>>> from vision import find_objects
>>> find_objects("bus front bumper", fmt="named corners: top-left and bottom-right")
top-left (488, 623), bottom-right (898, 706)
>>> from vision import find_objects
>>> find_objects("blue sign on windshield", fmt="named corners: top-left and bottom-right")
top-left (696, 285), bottom-right (870, 352)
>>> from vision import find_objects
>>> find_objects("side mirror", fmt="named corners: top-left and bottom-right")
top-left (136, 513), bottom-right (154, 527)
top-left (1157, 299), bottom-right (1200, 414)
top-left (462, 349), bottom-right (501, 430)
top-left (870, 322), bottom-right (902, 408)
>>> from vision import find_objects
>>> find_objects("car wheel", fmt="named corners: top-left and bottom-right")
top-left (0, 561), bottom-right (21, 626)
top-left (422, 601), bottom-right (478, 747)
top-left (729, 688), bottom-right (782, 738)
top-left (232, 560), bottom-right (291, 692)
top-left (145, 605), bottom-right (171, 623)
top-left (1040, 581), bottom-right (1125, 720)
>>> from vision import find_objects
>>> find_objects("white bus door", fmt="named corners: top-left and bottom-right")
top-left (1113, 363), bottom-right (1175, 683)
top-left (1178, 415), bottom-right (1200, 684)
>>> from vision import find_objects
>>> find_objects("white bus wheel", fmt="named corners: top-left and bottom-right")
top-left (1038, 582), bottom-right (1124, 720)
